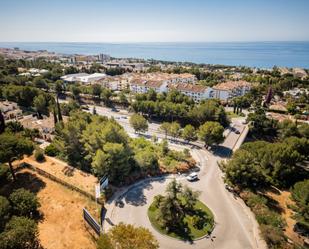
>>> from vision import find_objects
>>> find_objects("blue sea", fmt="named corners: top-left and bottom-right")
top-left (1, 42), bottom-right (309, 69)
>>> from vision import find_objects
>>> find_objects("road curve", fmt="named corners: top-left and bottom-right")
top-left (103, 128), bottom-right (267, 249)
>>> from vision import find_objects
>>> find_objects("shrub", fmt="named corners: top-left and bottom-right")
top-left (0, 164), bottom-right (10, 182)
top-left (0, 216), bottom-right (39, 249)
top-left (44, 143), bottom-right (59, 157)
top-left (34, 148), bottom-right (45, 162)
top-left (260, 225), bottom-right (285, 248)
top-left (9, 188), bottom-right (40, 217)
top-left (0, 196), bottom-right (11, 231)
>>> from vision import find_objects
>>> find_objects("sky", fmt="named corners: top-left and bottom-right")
top-left (0, 0), bottom-right (309, 42)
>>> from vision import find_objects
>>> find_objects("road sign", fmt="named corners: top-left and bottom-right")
top-left (83, 208), bottom-right (101, 235)
top-left (100, 175), bottom-right (108, 191)
top-left (95, 184), bottom-right (101, 199)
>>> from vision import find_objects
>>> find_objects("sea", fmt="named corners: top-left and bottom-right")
top-left (1, 42), bottom-right (309, 69)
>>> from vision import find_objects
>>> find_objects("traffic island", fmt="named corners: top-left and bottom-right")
top-left (147, 180), bottom-right (214, 241)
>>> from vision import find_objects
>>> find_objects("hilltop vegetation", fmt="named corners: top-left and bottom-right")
top-left (47, 111), bottom-right (194, 185)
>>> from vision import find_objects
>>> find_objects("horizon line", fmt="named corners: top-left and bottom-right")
top-left (1, 40), bottom-right (309, 44)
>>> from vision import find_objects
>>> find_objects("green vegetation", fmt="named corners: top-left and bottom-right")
top-left (225, 137), bottom-right (309, 189)
top-left (291, 180), bottom-right (309, 235)
top-left (129, 114), bottom-right (148, 133)
top-left (9, 188), bottom-right (40, 217)
top-left (0, 187), bottom-right (41, 249)
top-left (132, 90), bottom-right (229, 127)
top-left (148, 180), bottom-right (214, 240)
top-left (34, 148), bottom-right (45, 162)
top-left (49, 111), bottom-right (193, 184)
top-left (97, 223), bottom-right (159, 249)
top-left (198, 121), bottom-right (224, 147)
top-left (0, 216), bottom-right (40, 249)
top-left (240, 191), bottom-right (286, 248)
top-left (0, 133), bottom-right (33, 181)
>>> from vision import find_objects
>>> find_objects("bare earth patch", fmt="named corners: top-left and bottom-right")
top-left (15, 155), bottom-right (98, 195)
top-left (3, 170), bottom-right (99, 249)
top-left (266, 190), bottom-right (303, 245)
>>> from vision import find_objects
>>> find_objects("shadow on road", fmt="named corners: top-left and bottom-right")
top-left (118, 178), bottom-right (167, 207)
top-left (212, 145), bottom-right (232, 158)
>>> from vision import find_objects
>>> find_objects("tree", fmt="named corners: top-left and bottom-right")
top-left (5, 121), bottom-right (24, 133)
top-left (55, 80), bottom-right (64, 95)
top-left (92, 143), bottom-right (131, 183)
top-left (9, 188), bottom-right (40, 217)
top-left (92, 84), bottom-right (102, 99)
top-left (298, 123), bottom-right (309, 139)
top-left (129, 114), bottom-right (148, 134)
top-left (134, 149), bottom-right (158, 172)
top-left (56, 97), bottom-right (63, 122)
top-left (33, 77), bottom-right (48, 90)
top-left (181, 124), bottom-right (197, 143)
top-left (159, 122), bottom-right (171, 139)
top-left (33, 95), bottom-right (47, 118)
top-left (182, 186), bottom-right (200, 211)
top-left (278, 120), bottom-right (298, 139)
top-left (224, 150), bottom-right (267, 188)
top-left (101, 88), bottom-right (112, 106)
top-left (0, 196), bottom-right (11, 231)
top-left (0, 133), bottom-right (33, 181)
top-left (71, 85), bottom-right (81, 100)
top-left (198, 121), bottom-right (224, 147)
top-left (168, 122), bottom-right (181, 141)
top-left (0, 216), bottom-right (39, 249)
top-left (291, 180), bottom-right (309, 232)
top-left (0, 110), bottom-right (5, 134)
top-left (97, 223), bottom-right (159, 249)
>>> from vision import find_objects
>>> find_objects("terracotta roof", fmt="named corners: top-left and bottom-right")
top-left (168, 83), bottom-right (207, 93)
top-left (213, 80), bottom-right (251, 91)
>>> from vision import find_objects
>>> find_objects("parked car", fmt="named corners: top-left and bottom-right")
top-left (186, 172), bottom-right (198, 181)
top-left (235, 130), bottom-right (240, 134)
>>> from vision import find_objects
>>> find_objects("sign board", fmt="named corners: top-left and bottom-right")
top-left (100, 175), bottom-right (108, 191)
top-left (83, 208), bottom-right (101, 235)
top-left (95, 184), bottom-right (101, 199)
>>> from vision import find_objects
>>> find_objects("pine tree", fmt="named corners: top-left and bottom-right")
top-left (0, 110), bottom-right (5, 134)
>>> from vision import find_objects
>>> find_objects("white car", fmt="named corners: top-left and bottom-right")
top-left (186, 172), bottom-right (198, 181)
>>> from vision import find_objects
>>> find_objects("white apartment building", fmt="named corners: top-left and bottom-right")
top-left (213, 80), bottom-right (251, 101)
top-left (129, 78), bottom-right (168, 94)
top-left (167, 83), bottom-right (214, 102)
top-left (61, 73), bottom-right (106, 84)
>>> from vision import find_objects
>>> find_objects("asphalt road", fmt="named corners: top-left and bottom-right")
top-left (89, 105), bottom-right (266, 249)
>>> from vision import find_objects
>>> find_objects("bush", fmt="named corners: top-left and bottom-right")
top-left (0, 196), bottom-right (11, 231)
top-left (0, 164), bottom-right (10, 182)
top-left (9, 188), bottom-right (40, 217)
top-left (260, 225), bottom-right (285, 248)
top-left (34, 148), bottom-right (45, 162)
top-left (0, 216), bottom-right (39, 249)
top-left (44, 143), bottom-right (59, 156)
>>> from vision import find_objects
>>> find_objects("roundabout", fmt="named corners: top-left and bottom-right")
top-left (148, 196), bottom-right (214, 241)
top-left (103, 124), bottom-right (267, 249)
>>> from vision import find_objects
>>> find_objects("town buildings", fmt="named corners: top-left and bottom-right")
top-left (61, 73), bottom-right (106, 84)
top-left (0, 101), bottom-right (22, 120)
top-left (212, 80), bottom-right (251, 101)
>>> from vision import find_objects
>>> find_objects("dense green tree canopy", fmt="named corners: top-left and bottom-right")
top-left (97, 223), bottom-right (159, 249)
top-left (129, 114), bottom-right (148, 133)
top-left (198, 121), bottom-right (224, 146)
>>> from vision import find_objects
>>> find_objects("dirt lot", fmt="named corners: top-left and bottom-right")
top-left (15, 155), bottom-right (98, 195)
top-left (1, 170), bottom-right (99, 249)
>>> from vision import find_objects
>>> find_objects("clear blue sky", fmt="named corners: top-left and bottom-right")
top-left (0, 0), bottom-right (309, 42)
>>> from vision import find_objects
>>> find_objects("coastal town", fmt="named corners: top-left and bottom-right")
top-left (0, 44), bottom-right (308, 249)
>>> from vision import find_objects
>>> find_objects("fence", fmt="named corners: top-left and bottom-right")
top-left (20, 162), bottom-right (104, 205)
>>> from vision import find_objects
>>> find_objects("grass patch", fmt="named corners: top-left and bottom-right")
top-left (148, 199), bottom-right (214, 240)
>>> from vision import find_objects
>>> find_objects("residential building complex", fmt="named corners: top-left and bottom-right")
top-left (212, 80), bottom-right (251, 101)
